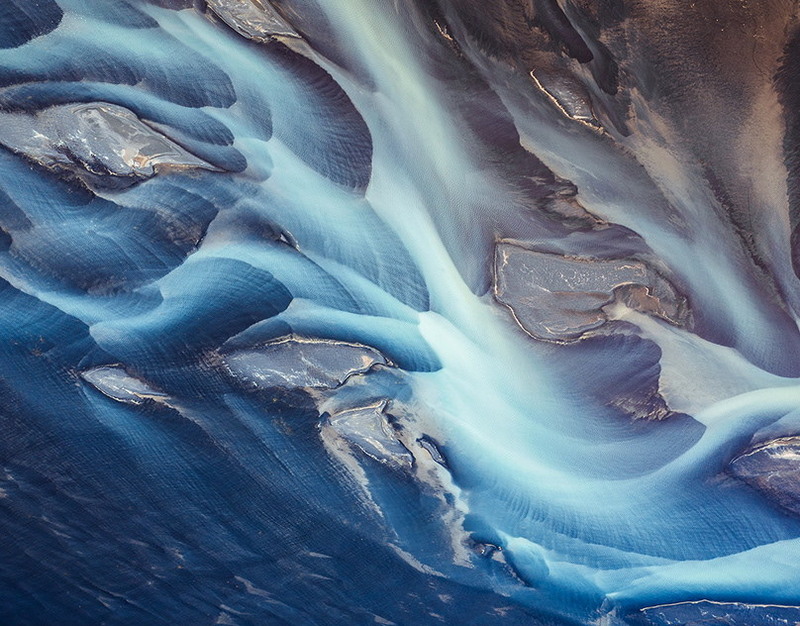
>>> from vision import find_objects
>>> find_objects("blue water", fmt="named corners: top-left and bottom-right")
top-left (2, 1), bottom-right (800, 624)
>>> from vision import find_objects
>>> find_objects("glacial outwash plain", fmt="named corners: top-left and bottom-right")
top-left (3, 0), bottom-right (800, 624)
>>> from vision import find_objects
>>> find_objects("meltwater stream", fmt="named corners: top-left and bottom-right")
top-left (3, 0), bottom-right (800, 624)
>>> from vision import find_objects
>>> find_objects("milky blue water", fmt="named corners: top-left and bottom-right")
top-left (2, 1), bottom-right (800, 624)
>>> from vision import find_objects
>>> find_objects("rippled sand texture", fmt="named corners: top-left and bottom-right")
top-left (3, 1), bottom-right (800, 624)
